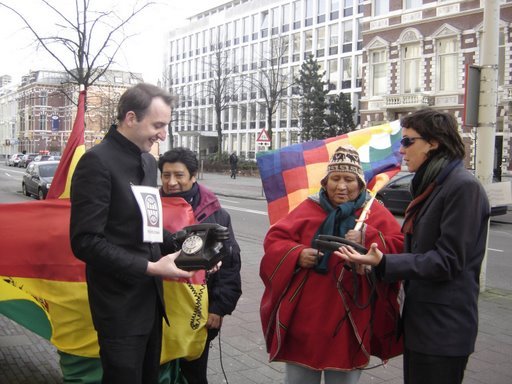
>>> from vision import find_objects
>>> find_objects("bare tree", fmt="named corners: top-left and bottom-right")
top-left (0, 0), bottom-right (154, 90)
top-left (204, 36), bottom-right (241, 157)
top-left (247, 37), bottom-right (295, 150)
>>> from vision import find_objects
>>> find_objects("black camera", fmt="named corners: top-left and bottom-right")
top-left (174, 223), bottom-right (229, 271)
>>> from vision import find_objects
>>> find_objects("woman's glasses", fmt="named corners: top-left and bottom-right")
top-left (400, 136), bottom-right (425, 148)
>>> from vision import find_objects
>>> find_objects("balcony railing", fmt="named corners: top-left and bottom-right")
top-left (383, 93), bottom-right (434, 109)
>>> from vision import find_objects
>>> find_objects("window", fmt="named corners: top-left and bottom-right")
top-left (293, 0), bottom-right (301, 29)
top-left (317, 0), bottom-right (326, 23)
top-left (370, 50), bottom-right (387, 96)
top-left (402, 44), bottom-right (421, 93)
top-left (342, 21), bottom-right (352, 53)
top-left (342, 57), bottom-right (352, 89)
top-left (328, 59), bottom-right (339, 89)
top-left (271, 7), bottom-right (279, 35)
top-left (261, 11), bottom-right (269, 38)
top-left (404, 0), bottom-right (422, 9)
top-left (292, 33), bottom-right (301, 62)
top-left (329, 24), bottom-right (339, 55)
top-left (282, 3), bottom-right (290, 32)
top-left (305, 0), bottom-right (313, 26)
top-left (252, 14), bottom-right (258, 40)
top-left (330, 0), bottom-right (339, 20)
top-left (343, 0), bottom-right (353, 17)
top-left (317, 27), bottom-right (325, 57)
top-left (499, 30), bottom-right (505, 86)
top-left (374, 0), bottom-right (389, 16)
top-left (243, 16), bottom-right (250, 42)
top-left (304, 30), bottom-right (313, 59)
top-left (437, 37), bottom-right (458, 92)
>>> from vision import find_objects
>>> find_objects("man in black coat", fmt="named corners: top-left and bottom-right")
top-left (70, 83), bottom-right (194, 384)
top-left (159, 147), bottom-right (242, 384)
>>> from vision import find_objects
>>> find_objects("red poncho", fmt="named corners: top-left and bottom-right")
top-left (260, 197), bottom-right (404, 370)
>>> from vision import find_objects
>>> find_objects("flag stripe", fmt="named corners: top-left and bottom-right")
top-left (46, 90), bottom-right (86, 200)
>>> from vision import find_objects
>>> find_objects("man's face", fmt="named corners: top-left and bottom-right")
top-left (161, 161), bottom-right (196, 194)
top-left (123, 97), bottom-right (171, 152)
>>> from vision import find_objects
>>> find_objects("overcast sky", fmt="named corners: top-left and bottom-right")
top-left (0, 0), bottom-right (218, 85)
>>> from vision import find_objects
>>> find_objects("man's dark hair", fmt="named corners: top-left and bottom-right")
top-left (158, 147), bottom-right (199, 177)
top-left (117, 83), bottom-right (176, 122)
top-left (400, 108), bottom-right (465, 160)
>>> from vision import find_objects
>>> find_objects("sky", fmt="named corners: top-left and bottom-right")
top-left (0, 0), bottom-right (219, 85)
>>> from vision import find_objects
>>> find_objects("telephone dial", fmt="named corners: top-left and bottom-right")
top-left (174, 223), bottom-right (229, 271)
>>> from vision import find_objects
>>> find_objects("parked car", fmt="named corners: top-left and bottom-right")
top-left (375, 173), bottom-right (413, 215)
top-left (7, 153), bottom-right (24, 167)
top-left (22, 160), bottom-right (59, 200)
top-left (19, 153), bottom-right (38, 168)
top-left (376, 172), bottom-right (508, 217)
top-left (33, 154), bottom-right (52, 162)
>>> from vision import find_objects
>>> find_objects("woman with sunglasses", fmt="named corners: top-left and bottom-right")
top-left (338, 108), bottom-right (490, 384)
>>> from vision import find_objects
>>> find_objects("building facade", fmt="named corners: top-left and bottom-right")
top-left (167, 0), bottom-right (512, 176)
top-left (166, 0), bottom-right (365, 159)
top-left (1, 70), bottom-right (142, 157)
top-left (361, 0), bottom-right (512, 175)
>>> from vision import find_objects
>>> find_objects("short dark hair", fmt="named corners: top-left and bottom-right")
top-left (117, 83), bottom-right (176, 122)
top-left (400, 108), bottom-right (465, 160)
top-left (158, 147), bottom-right (199, 176)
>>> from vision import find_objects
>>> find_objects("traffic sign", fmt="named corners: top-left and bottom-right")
top-left (256, 128), bottom-right (271, 143)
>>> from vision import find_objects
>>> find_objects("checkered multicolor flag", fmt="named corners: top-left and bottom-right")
top-left (257, 121), bottom-right (403, 224)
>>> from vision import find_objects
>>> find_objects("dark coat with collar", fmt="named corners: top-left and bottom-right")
top-left (382, 163), bottom-right (490, 356)
top-left (70, 127), bottom-right (178, 337)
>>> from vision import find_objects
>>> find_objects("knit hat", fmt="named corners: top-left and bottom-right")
top-left (321, 145), bottom-right (366, 188)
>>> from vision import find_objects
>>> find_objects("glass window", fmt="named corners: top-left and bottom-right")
top-left (374, 0), bottom-right (389, 16)
top-left (499, 30), bottom-right (505, 86)
top-left (330, 0), bottom-right (339, 20)
top-left (282, 3), bottom-right (291, 31)
top-left (371, 50), bottom-right (387, 96)
top-left (305, 0), bottom-right (313, 26)
top-left (318, 0), bottom-right (326, 22)
top-left (402, 44), bottom-right (421, 93)
top-left (438, 37), bottom-right (458, 92)
top-left (405, 0), bottom-right (422, 9)
top-left (317, 27), bottom-right (325, 57)
top-left (293, 0), bottom-right (301, 29)
top-left (328, 59), bottom-right (339, 89)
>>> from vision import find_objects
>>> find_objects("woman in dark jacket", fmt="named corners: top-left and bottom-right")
top-left (158, 147), bottom-right (242, 384)
top-left (338, 108), bottom-right (490, 384)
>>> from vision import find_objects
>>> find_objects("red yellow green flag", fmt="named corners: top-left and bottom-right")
top-left (46, 90), bottom-right (86, 200)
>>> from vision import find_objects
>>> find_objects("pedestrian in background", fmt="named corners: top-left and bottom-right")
top-left (70, 83), bottom-right (195, 384)
top-left (229, 152), bottom-right (238, 179)
top-left (159, 147), bottom-right (242, 384)
top-left (260, 145), bottom-right (404, 384)
top-left (338, 108), bottom-right (490, 384)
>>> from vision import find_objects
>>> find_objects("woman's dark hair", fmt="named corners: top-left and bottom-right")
top-left (158, 147), bottom-right (199, 177)
top-left (117, 83), bottom-right (176, 122)
top-left (400, 108), bottom-right (465, 160)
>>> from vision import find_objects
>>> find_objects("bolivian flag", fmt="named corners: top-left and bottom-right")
top-left (257, 121), bottom-right (403, 224)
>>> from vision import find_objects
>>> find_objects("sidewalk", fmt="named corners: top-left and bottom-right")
top-left (1, 172), bottom-right (511, 384)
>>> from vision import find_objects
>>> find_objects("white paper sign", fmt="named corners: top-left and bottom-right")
top-left (131, 185), bottom-right (163, 243)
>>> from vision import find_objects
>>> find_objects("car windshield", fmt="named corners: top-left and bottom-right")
top-left (39, 164), bottom-right (58, 178)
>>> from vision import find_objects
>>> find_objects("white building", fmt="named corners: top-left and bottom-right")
top-left (166, 0), bottom-right (364, 159)
top-left (0, 76), bottom-right (19, 157)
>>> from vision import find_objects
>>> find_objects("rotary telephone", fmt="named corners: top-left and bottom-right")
top-left (174, 223), bottom-right (229, 271)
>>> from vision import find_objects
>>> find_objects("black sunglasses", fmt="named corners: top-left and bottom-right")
top-left (400, 136), bottom-right (425, 148)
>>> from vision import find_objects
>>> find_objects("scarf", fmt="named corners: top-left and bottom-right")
top-left (402, 156), bottom-right (460, 234)
top-left (313, 188), bottom-right (366, 274)
top-left (161, 182), bottom-right (201, 211)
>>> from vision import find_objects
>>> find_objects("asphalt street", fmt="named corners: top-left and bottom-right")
top-left (1, 171), bottom-right (511, 384)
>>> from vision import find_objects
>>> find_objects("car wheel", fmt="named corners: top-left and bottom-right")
top-left (38, 189), bottom-right (45, 200)
top-left (22, 183), bottom-right (30, 197)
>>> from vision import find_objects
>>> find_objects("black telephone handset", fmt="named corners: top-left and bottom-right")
top-left (174, 223), bottom-right (229, 271)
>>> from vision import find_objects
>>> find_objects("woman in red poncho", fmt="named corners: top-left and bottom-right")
top-left (260, 145), bottom-right (404, 384)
